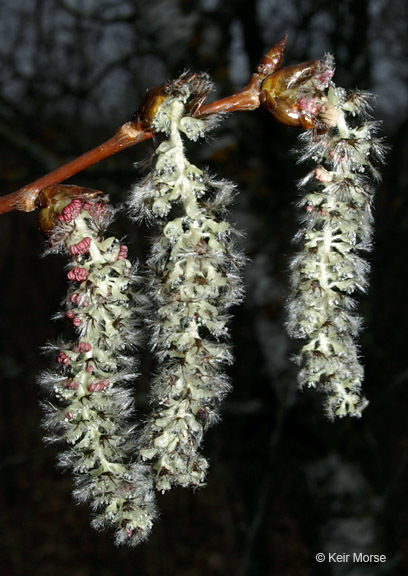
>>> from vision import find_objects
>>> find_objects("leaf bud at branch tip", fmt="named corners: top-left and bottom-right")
top-left (256, 35), bottom-right (287, 77)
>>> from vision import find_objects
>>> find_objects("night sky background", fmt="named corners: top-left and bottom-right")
top-left (0, 1), bottom-right (407, 575)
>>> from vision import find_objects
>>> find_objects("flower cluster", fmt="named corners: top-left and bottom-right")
top-left (33, 52), bottom-right (385, 546)
top-left (39, 196), bottom-right (156, 545)
top-left (130, 75), bottom-right (244, 491)
top-left (287, 79), bottom-right (384, 418)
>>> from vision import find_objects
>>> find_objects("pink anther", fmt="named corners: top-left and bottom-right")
top-left (86, 202), bottom-right (106, 220)
top-left (314, 167), bottom-right (333, 183)
top-left (57, 352), bottom-right (70, 366)
top-left (67, 267), bottom-right (89, 282)
top-left (65, 310), bottom-right (81, 326)
top-left (70, 293), bottom-right (80, 304)
top-left (70, 293), bottom-right (89, 307)
top-left (93, 203), bottom-right (106, 216)
top-left (87, 378), bottom-right (110, 393)
top-left (298, 96), bottom-right (323, 115)
top-left (62, 379), bottom-right (79, 390)
top-left (316, 69), bottom-right (334, 89)
top-left (78, 342), bottom-right (92, 353)
top-left (58, 199), bottom-right (83, 223)
top-left (117, 245), bottom-right (128, 260)
top-left (70, 237), bottom-right (91, 255)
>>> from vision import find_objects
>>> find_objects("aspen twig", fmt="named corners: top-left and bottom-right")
top-left (0, 37), bottom-right (287, 215)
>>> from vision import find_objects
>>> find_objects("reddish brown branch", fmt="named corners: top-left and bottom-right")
top-left (197, 35), bottom-right (287, 116)
top-left (0, 37), bottom-right (288, 216)
top-left (0, 122), bottom-right (152, 214)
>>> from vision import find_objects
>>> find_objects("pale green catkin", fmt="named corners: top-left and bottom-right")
top-left (130, 75), bottom-right (244, 491)
top-left (288, 85), bottom-right (385, 419)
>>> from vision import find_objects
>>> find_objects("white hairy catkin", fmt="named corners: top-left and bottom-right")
top-left (287, 85), bottom-right (385, 419)
top-left (129, 75), bottom-right (244, 491)
top-left (39, 197), bottom-right (157, 545)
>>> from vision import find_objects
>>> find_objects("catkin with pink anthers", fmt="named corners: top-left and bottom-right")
top-left (39, 196), bottom-right (156, 545)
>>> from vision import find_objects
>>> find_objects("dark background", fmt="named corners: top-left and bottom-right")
top-left (0, 1), bottom-right (407, 575)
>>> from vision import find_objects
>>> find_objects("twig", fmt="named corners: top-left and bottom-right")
top-left (0, 37), bottom-right (287, 215)
top-left (0, 122), bottom-right (152, 214)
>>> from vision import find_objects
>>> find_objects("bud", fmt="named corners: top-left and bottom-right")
top-left (37, 185), bottom-right (102, 235)
top-left (260, 55), bottom-right (335, 131)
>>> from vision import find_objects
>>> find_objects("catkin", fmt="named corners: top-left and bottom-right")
top-left (39, 196), bottom-right (156, 545)
top-left (288, 85), bottom-right (384, 418)
top-left (130, 75), bottom-right (244, 491)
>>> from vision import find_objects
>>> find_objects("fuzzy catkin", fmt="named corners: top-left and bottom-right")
top-left (287, 85), bottom-right (384, 419)
top-left (39, 197), bottom-right (156, 545)
top-left (130, 76), bottom-right (244, 492)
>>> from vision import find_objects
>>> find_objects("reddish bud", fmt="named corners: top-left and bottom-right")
top-left (257, 36), bottom-right (287, 77)
top-left (315, 69), bottom-right (335, 90)
top-left (95, 203), bottom-right (106, 214)
top-left (65, 412), bottom-right (74, 420)
top-left (260, 57), bottom-right (335, 130)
